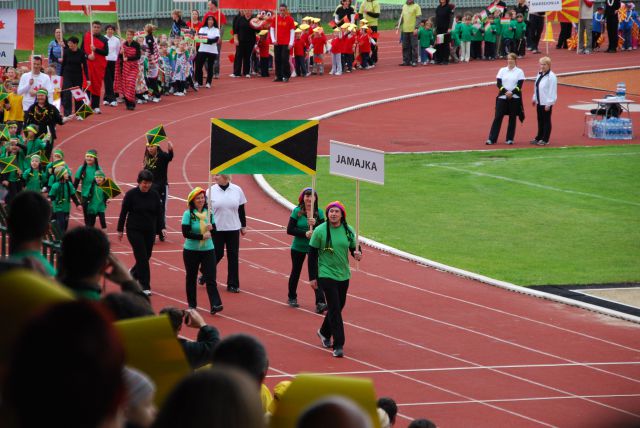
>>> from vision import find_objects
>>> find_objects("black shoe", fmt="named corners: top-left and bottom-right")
top-left (317, 329), bottom-right (332, 348)
top-left (283, 77), bottom-right (289, 82)
top-left (332, 347), bottom-right (344, 358)
top-left (505, 140), bottom-right (514, 145)
top-left (485, 139), bottom-right (495, 145)
top-left (198, 275), bottom-right (205, 285)
top-left (227, 286), bottom-right (240, 293)
top-left (159, 233), bottom-right (165, 242)
top-left (210, 305), bottom-right (223, 314)
top-left (530, 138), bottom-right (540, 145)
top-left (288, 298), bottom-right (299, 308)
top-left (273, 78), bottom-right (283, 82)
top-left (316, 302), bottom-right (327, 313)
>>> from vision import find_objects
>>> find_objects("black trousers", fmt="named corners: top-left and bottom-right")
top-left (184, 248), bottom-right (221, 309)
top-left (195, 51), bottom-right (217, 85)
top-left (90, 92), bottom-right (100, 109)
top-left (557, 22), bottom-right (572, 48)
top-left (370, 25), bottom-right (378, 63)
top-left (606, 15), bottom-right (619, 51)
top-left (592, 31), bottom-right (601, 49)
top-left (470, 40), bottom-right (482, 59)
top-left (233, 41), bottom-right (253, 76)
top-left (260, 57), bottom-right (270, 77)
top-left (535, 105), bottom-right (553, 142)
top-left (61, 74), bottom-right (84, 117)
top-left (215, 230), bottom-right (240, 289)
top-left (152, 183), bottom-right (167, 235)
top-left (529, 14), bottom-right (544, 51)
top-left (318, 278), bottom-right (349, 349)
top-left (288, 249), bottom-right (324, 304)
top-left (484, 41), bottom-right (496, 59)
top-left (488, 97), bottom-right (519, 143)
top-left (104, 60), bottom-right (116, 102)
top-left (435, 36), bottom-right (450, 63)
top-left (274, 44), bottom-right (291, 80)
top-left (86, 212), bottom-right (107, 228)
top-left (53, 211), bottom-right (70, 233)
top-left (127, 228), bottom-right (156, 290)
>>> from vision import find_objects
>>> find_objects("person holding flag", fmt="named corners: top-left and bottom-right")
top-left (81, 21), bottom-right (109, 113)
top-left (17, 56), bottom-right (54, 113)
top-left (309, 201), bottom-right (362, 358)
top-left (271, 4), bottom-right (296, 82)
top-left (24, 89), bottom-right (65, 158)
top-left (114, 29), bottom-right (142, 111)
top-left (334, 0), bottom-right (356, 25)
top-left (74, 149), bottom-right (103, 225)
top-left (359, 0), bottom-right (381, 63)
top-left (61, 36), bottom-right (90, 119)
top-left (143, 135), bottom-right (173, 241)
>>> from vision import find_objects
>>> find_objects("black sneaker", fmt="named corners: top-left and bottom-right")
top-left (316, 302), bottom-right (327, 313)
top-left (485, 140), bottom-right (495, 145)
top-left (288, 298), bottom-right (299, 308)
top-left (530, 139), bottom-right (539, 145)
top-left (317, 329), bottom-right (332, 348)
top-left (159, 234), bottom-right (165, 242)
top-left (210, 305), bottom-right (223, 314)
top-left (506, 140), bottom-right (514, 145)
top-left (198, 275), bottom-right (205, 285)
top-left (227, 286), bottom-right (240, 293)
top-left (332, 347), bottom-right (344, 358)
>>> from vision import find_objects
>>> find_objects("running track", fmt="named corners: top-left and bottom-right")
top-left (58, 35), bottom-right (640, 427)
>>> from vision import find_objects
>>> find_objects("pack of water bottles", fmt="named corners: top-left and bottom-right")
top-left (590, 117), bottom-right (634, 140)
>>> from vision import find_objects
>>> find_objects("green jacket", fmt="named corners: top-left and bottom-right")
top-left (484, 22), bottom-right (499, 43)
top-left (417, 27), bottom-right (435, 48)
top-left (86, 181), bottom-right (108, 215)
top-left (513, 21), bottom-right (527, 39)
top-left (49, 180), bottom-right (79, 213)
top-left (456, 23), bottom-right (474, 42)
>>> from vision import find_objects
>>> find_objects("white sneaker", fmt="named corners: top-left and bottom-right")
top-left (291, 72), bottom-right (297, 77)
top-left (174, 91), bottom-right (185, 96)
top-left (245, 74), bottom-right (251, 78)
top-left (76, 115), bottom-right (84, 121)
top-left (137, 99), bottom-right (144, 104)
top-left (110, 101), bottom-right (118, 107)
top-left (94, 108), bottom-right (101, 114)
top-left (205, 83), bottom-right (211, 88)
top-left (102, 100), bottom-right (109, 106)
top-left (229, 73), bottom-right (238, 77)
top-left (329, 70), bottom-right (334, 75)
top-left (143, 290), bottom-right (152, 296)
top-left (194, 82), bottom-right (199, 89)
top-left (152, 97), bottom-right (160, 103)
top-left (143, 94), bottom-right (150, 100)
top-left (335, 72), bottom-right (342, 75)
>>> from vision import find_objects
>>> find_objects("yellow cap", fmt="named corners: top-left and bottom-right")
top-left (312, 17), bottom-right (321, 23)
top-left (187, 187), bottom-right (206, 205)
top-left (360, 19), bottom-right (369, 23)
top-left (258, 29), bottom-right (268, 36)
top-left (313, 27), bottom-right (323, 33)
top-left (295, 28), bottom-right (302, 33)
top-left (333, 27), bottom-right (341, 32)
top-left (340, 22), bottom-right (350, 29)
top-left (299, 23), bottom-right (310, 30)
top-left (361, 25), bottom-right (369, 30)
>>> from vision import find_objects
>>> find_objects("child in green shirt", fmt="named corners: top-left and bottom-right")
top-left (1, 139), bottom-right (24, 205)
top-left (470, 14), bottom-right (484, 60)
top-left (22, 154), bottom-right (46, 192)
top-left (48, 166), bottom-right (80, 232)
top-left (457, 14), bottom-right (474, 62)
top-left (450, 15), bottom-right (462, 63)
top-left (73, 149), bottom-right (102, 226)
top-left (417, 19), bottom-right (436, 64)
top-left (484, 19), bottom-right (499, 59)
top-left (85, 170), bottom-right (109, 229)
top-left (501, 10), bottom-right (516, 55)
top-left (22, 124), bottom-right (49, 172)
top-left (513, 13), bottom-right (527, 57)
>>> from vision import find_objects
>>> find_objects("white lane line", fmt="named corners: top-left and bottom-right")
top-left (397, 393), bottom-right (640, 406)
top-left (425, 150), bottom-right (640, 166)
top-left (112, 247), bottom-right (288, 255)
top-left (428, 164), bottom-right (640, 207)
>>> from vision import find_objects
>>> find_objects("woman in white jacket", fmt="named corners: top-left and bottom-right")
top-left (531, 56), bottom-right (557, 146)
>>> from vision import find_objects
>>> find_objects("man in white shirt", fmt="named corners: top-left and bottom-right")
top-left (17, 56), bottom-right (54, 112)
top-left (103, 24), bottom-right (121, 106)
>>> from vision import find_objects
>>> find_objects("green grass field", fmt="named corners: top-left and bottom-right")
top-left (264, 145), bottom-right (640, 286)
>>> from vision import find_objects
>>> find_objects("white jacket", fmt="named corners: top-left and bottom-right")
top-left (533, 71), bottom-right (557, 106)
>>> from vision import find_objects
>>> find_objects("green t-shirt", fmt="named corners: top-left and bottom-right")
top-left (75, 164), bottom-right (101, 198)
top-left (23, 138), bottom-right (46, 170)
top-left (49, 181), bottom-right (76, 213)
top-left (457, 22), bottom-right (474, 42)
top-left (10, 249), bottom-right (57, 277)
top-left (22, 168), bottom-right (45, 192)
top-left (87, 183), bottom-right (107, 215)
top-left (418, 27), bottom-right (435, 48)
top-left (182, 209), bottom-right (215, 251)
top-left (484, 23), bottom-right (498, 42)
top-left (290, 206), bottom-right (325, 253)
top-left (501, 20), bottom-right (515, 39)
top-left (513, 21), bottom-right (526, 39)
top-left (471, 24), bottom-right (484, 42)
top-left (309, 222), bottom-right (356, 281)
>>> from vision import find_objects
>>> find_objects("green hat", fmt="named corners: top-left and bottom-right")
top-left (6, 121), bottom-right (17, 128)
top-left (86, 149), bottom-right (98, 158)
top-left (24, 125), bottom-right (39, 135)
top-left (53, 149), bottom-right (64, 160)
top-left (94, 170), bottom-right (106, 178)
top-left (30, 154), bottom-right (41, 162)
top-left (54, 166), bottom-right (69, 179)
top-left (36, 89), bottom-right (48, 96)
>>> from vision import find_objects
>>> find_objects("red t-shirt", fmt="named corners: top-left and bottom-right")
top-left (293, 38), bottom-right (305, 56)
top-left (202, 10), bottom-right (226, 26)
top-left (301, 32), bottom-right (311, 49)
top-left (311, 34), bottom-right (327, 55)
top-left (330, 37), bottom-right (343, 54)
top-left (342, 34), bottom-right (356, 54)
top-left (258, 37), bottom-right (270, 58)
top-left (358, 33), bottom-right (371, 53)
top-left (271, 15), bottom-right (295, 45)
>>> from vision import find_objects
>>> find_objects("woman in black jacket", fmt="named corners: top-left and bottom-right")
top-left (434, 0), bottom-right (455, 64)
top-left (24, 89), bottom-right (65, 158)
top-left (60, 36), bottom-right (89, 118)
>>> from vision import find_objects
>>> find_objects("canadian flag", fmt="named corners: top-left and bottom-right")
top-left (71, 87), bottom-right (90, 104)
top-left (0, 9), bottom-right (35, 51)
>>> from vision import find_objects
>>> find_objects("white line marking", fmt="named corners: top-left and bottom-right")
top-left (398, 393), bottom-right (640, 406)
top-left (111, 247), bottom-right (288, 255)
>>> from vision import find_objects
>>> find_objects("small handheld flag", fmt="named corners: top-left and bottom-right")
top-left (0, 155), bottom-right (19, 174)
top-left (145, 125), bottom-right (167, 146)
top-left (75, 103), bottom-right (94, 119)
top-left (0, 125), bottom-right (10, 143)
top-left (98, 178), bottom-right (122, 199)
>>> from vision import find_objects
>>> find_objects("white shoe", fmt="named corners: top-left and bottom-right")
top-left (245, 74), bottom-right (251, 78)
top-left (329, 70), bottom-right (334, 75)
top-left (229, 73), bottom-right (238, 77)
top-left (152, 97), bottom-right (160, 103)
top-left (335, 72), bottom-right (342, 75)
top-left (205, 83), bottom-right (211, 88)
top-left (94, 108), bottom-right (101, 114)
top-left (102, 100), bottom-right (109, 106)
top-left (76, 115), bottom-right (84, 121)
top-left (194, 82), bottom-right (199, 88)
top-left (291, 72), bottom-right (297, 77)
top-left (110, 101), bottom-right (118, 107)
top-left (174, 91), bottom-right (185, 96)
top-left (143, 290), bottom-right (152, 296)
top-left (143, 94), bottom-right (150, 100)
top-left (137, 99), bottom-right (144, 104)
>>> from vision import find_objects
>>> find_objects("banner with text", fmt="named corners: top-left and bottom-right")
top-left (529, 0), bottom-right (562, 13)
top-left (329, 140), bottom-right (384, 185)
top-left (0, 43), bottom-right (14, 66)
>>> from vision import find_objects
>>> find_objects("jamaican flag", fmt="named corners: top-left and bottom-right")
top-left (0, 155), bottom-right (18, 174)
top-left (210, 119), bottom-right (318, 175)
top-left (76, 103), bottom-right (93, 120)
top-left (146, 125), bottom-right (167, 146)
top-left (0, 125), bottom-right (10, 143)
top-left (98, 178), bottom-right (121, 199)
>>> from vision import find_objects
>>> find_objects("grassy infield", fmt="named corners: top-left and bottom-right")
top-left (265, 145), bottom-right (640, 286)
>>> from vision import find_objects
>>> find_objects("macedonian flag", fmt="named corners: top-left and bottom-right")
top-left (546, 0), bottom-right (579, 23)
top-left (210, 119), bottom-right (319, 175)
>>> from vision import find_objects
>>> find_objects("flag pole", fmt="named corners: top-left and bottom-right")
top-left (90, 6), bottom-right (94, 49)
top-left (308, 174), bottom-right (316, 232)
top-left (355, 178), bottom-right (360, 271)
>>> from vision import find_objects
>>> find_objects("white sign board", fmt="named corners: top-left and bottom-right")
top-left (529, 0), bottom-right (562, 13)
top-left (329, 140), bottom-right (384, 185)
top-left (0, 43), bottom-right (14, 67)
top-left (70, 0), bottom-right (111, 5)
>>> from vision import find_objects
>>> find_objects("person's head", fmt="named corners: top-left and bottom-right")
top-left (5, 66), bottom-right (16, 80)
top-left (597, 5), bottom-right (604, 11)
top-left (178, 40), bottom-right (187, 51)
top-left (59, 226), bottom-right (111, 282)
top-left (52, 148), bottom-right (64, 162)
top-left (24, 124), bottom-right (38, 140)
top-left (36, 88), bottom-right (48, 105)
top-left (85, 149), bottom-right (98, 165)
top-left (7, 120), bottom-right (18, 134)
top-left (439, 0), bottom-right (447, 5)
top-left (325, 201), bottom-right (346, 226)
top-left (494, 9), bottom-right (501, 18)
top-left (92, 20), bottom-right (102, 35)
top-left (94, 170), bottom-right (105, 185)
top-left (510, 9), bottom-right (516, 18)
top-left (211, 333), bottom-right (269, 386)
top-left (126, 29), bottom-right (135, 42)
top-left (31, 55), bottom-right (42, 73)
top-left (3, 300), bottom-right (126, 428)
top-left (102, 291), bottom-right (155, 320)
top-left (208, 0), bottom-right (218, 12)
top-left (242, 8), bottom-right (253, 18)
top-left (67, 35), bottom-right (79, 51)
top-left (377, 397), bottom-right (398, 426)
top-left (145, 23), bottom-right (156, 35)
top-left (295, 28), bottom-right (302, 38)
top-left (105, 24), bottom-right (115, 36)
top-left (7, 191), bottom-right (51, 251)
top-left (506, 52), bottom-right (517, 68)
top-left (55, 166), bottom-right (70, 181)
top-left (54, 28), bottom-right (63, 41)
top-left (123, 367), bottom-right (157, 428)
top-left (214, 173), bottom-right (231, 186)
top-left (464, 14), bottom-right (471, 23)
top-left (171, 9), bottom-right (182, 20)
top-left (137, 169), bottom-right (154, 192)
top-left (407, 418), bottom-right (437, 428)
top-left (516, 13), bottom-right (524, 21)
top-left (30, 154), bottom-right (41, 170)
top-left (279, 3), bottom-right (288, 16)
top-left (539, 56), bottom-right (551, 73)
top-left (191, 9), bottom-right (201, 22)
top-left (205, 14), bottom-right (217, 27)
top-left (187, 187), bottom-right (207, 211)
top-left (152, 367), bottom-right (264, 428)
top-left (406, 0), bottom-right (414, 4)
top-left (296, 396), bottom-right (372, 428)
top-left (298, 187), bottom-right (318, 213)
top-left (159, 306), bottom-right (187, 336)
top-left (44, 66), bottom-right (56, 77)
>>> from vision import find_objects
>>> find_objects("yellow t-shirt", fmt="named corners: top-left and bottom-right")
top-left (359, 0), bottom-right (381, 27)
top-left (401, 3), bottom-right (422, 33)
top-left (4, 93), bottom-right (24, 122)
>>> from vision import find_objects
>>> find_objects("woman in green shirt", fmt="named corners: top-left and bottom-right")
top-left (182, 187), bottom-right (222, 314)
top-left (286, 187), bottom-right (326, 313)
top-left (73, 149), bottom-right (102, 225)
top-left (309, 201), bottom-right (362, 358)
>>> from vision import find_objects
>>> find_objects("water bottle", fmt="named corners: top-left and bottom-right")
top-left (616, 82), bottom-right (626, 99)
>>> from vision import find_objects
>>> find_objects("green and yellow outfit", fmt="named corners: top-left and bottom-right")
top-left (287, 206), bottom-right (326, 308)
top-left (181, 208), bottom-right (222, 312)
top-left (513, 20), bottom-right (527, 55)
top-left (22, 167), bottom-right (46, 192)
top-left (73, 163), bottom-right (102, 225)
top-left (23, 138), bottom-right (48, 171)
top-left (309, 221), bottom-right (357, 350)
top-left (49, 179), bottom-right (80, 232)
top-left (85, 180), bottom-right (108, 228)
top-left (1, 149), bottom-right (25, 205)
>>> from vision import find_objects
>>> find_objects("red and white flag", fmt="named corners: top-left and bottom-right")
top-left (71, 87), bottom-right (90, 104)
top-left (0, 9), bottom-right (35, 50)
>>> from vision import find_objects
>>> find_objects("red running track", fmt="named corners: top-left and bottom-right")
top-left (57, 33), bottom-right (640, 427)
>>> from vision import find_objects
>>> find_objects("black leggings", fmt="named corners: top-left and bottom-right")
top-left (318, 278), bottom-right (349, 349)
top-left (535, 105), bottom-right (553, 143)
top-left (86, 212), bottom-right (107, 228)
top-left (195, 51), bottom-right (217, 85)
top-left (184, 248), bottom-right (221, 309)
top-left (127, 228), bottom-right (156, 290)
top-left (288, 249), bottom-right (324, 304)
top-left (215, 230), bottom-right (240, 289)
